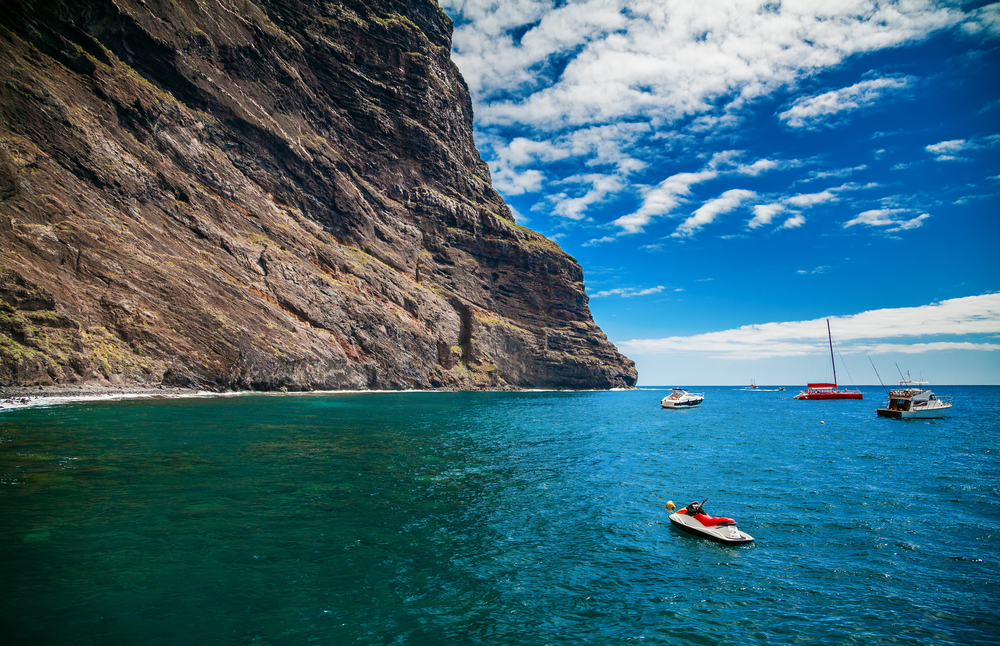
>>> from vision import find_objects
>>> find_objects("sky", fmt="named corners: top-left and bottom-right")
top-left (437, 0), bottom-right (1000, 386)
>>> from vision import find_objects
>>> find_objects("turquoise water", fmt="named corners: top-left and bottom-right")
top-left (1, 387), bottom-right (997, 645)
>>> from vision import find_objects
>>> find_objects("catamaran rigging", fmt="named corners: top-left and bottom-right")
top-left (793, 319), bottom-right (863, 400)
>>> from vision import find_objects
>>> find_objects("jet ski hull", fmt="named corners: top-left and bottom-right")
top-left (669, 513), bottom-right (754, 544)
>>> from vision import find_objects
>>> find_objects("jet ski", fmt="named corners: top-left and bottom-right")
top-left (667, 498), bottom-right (754, 544)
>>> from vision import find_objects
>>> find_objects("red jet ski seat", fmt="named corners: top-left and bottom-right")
top-left (692, 513), bottom-right (736, 527)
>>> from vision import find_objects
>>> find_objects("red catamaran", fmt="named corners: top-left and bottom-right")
top-left (793, 319), bottom-right (863, 400)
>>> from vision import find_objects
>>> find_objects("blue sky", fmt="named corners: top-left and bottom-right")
top-left (439, 0), bottom-right (1000, 386)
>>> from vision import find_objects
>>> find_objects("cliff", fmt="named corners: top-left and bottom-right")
top-left (0, 0), bottom-right (636, 391)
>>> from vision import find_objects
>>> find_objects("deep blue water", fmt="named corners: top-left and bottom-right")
top-left (1, 386), bottom-right (998, 645)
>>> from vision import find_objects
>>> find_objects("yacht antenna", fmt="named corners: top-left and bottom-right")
top-left (869, 357), bottom-right (889, 395)
top-left (895, 363), bottom-right (906, 382)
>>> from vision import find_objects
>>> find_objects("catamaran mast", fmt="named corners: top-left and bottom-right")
top-left (827, 318), bottom-right (837, 388)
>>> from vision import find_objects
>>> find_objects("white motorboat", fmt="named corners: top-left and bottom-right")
top-left (660, 388), bottom-right (705, 408)
top-left (876, 377), bottom-right (953, 419)
top-left (667, 499), bottom-right (754, 544)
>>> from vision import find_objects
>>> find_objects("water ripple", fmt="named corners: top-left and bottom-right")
top-left (0, 387), bottom-right (998, 644)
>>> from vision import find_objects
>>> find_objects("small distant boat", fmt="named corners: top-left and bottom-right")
top-left (876, 376), bottom-right (952, 419)
top-left (794, 319), bottom-right (863, 400)
top-left (661, 388), bottom-right (705, 408)
top-left (748, 379), bottom-right (757, 389)
top-left (777, 387), bottom-right (785, 391)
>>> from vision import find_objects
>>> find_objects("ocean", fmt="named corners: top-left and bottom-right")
top-left (1, 386), bottom-right (997, 645)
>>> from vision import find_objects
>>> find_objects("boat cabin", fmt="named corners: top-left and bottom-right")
top-left (884, 388), bottom-right (938, 412)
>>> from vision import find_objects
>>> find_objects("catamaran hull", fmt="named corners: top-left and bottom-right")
top-left (794, 391), bottom-right (863, 400)
top-left (877, 404), bottom-right (951, 419)
top-left (668, 514), bottom-right (754, 544)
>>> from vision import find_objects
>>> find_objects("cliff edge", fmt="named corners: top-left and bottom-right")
top-left (0, 0), bottom-right (636, 390)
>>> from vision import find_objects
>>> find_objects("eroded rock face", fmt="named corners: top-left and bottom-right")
top-left (0, 0), bottom-right (636, 390)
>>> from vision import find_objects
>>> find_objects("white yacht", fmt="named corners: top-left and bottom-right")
top-left (660, 388), bottom-right (705, 409)
top-left (876, 378), bottom-right (953, 419)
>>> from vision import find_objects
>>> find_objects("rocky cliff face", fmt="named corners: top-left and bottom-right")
top-left (0, 0), bottom-right (636, 390)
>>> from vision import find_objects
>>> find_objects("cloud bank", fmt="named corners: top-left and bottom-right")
top-left (446, 0), bottom-right (961, 130)
top-left (442, 0), bottom-right (998, 246)
top-left (616, 293), bottom-right (1000, 360)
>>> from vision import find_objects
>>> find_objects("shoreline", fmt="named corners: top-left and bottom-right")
top-left (0, 383), bottom-right (639, 411)
top-left (0, 384), bottom-right (205, 411)
top-left (1, 385), bottom-right (193, 398)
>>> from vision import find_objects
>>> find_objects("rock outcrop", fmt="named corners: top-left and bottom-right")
top-left (0, 0), bottom-right (636, 390)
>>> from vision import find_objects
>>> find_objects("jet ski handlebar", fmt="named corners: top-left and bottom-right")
top-left (686, 498), bottom-right (709, 514)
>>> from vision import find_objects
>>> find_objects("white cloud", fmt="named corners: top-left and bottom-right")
top-left (617, 293), bottom-right (1000, 359)
top-left (843, 208), bottom-right (905, 227)
top-left (673, 188), bottom-right (756, 238)
top-left (612, 168), bottom-right (717, 234)
top-left (800, 165), bottom-right (867, 182)
top-left (481, 126), bottom-right (650, 198)
top-left (748, 203), bottom-right (785, 229)
top-left (550, 173), bottom-right (626, 219)
top-left (780, 213), bottom-right (806, 229)
top-left (747, 189), bottom-right (836, 230)
top-left (962, 2), bottom-right (1000, 37)
top-left (843, 209), bottom-right (929, 231)
top-left (737, 158), bottom-right (779, 176)
top-left (490, 164), bottom-right (546, 195)
top-left (925, 139), bottom-right (968, 161)
top-left (498, 136), bottom-right (571, 166)
top-left (590, 285), bottom-right (666, 298)
top-left (582, 235), bottom-right (616, 247)
top-left (562, 123), bottom-right (652, 170)
top-left (852, 341), bottom-right (1000, 354)
top-left (785, 190), bottom-right (836, 207)
top-left (925, 134), bottom-right (1000, 162)
top-left (779, 77), bottom-right (910, 128)
top-left (483, 134), bottom-right (570, 194)
top-left (890, 213), bottom-right (930, 231)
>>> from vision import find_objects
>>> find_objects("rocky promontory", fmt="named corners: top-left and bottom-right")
top-left (0, 0), bottom-right (636, 391)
